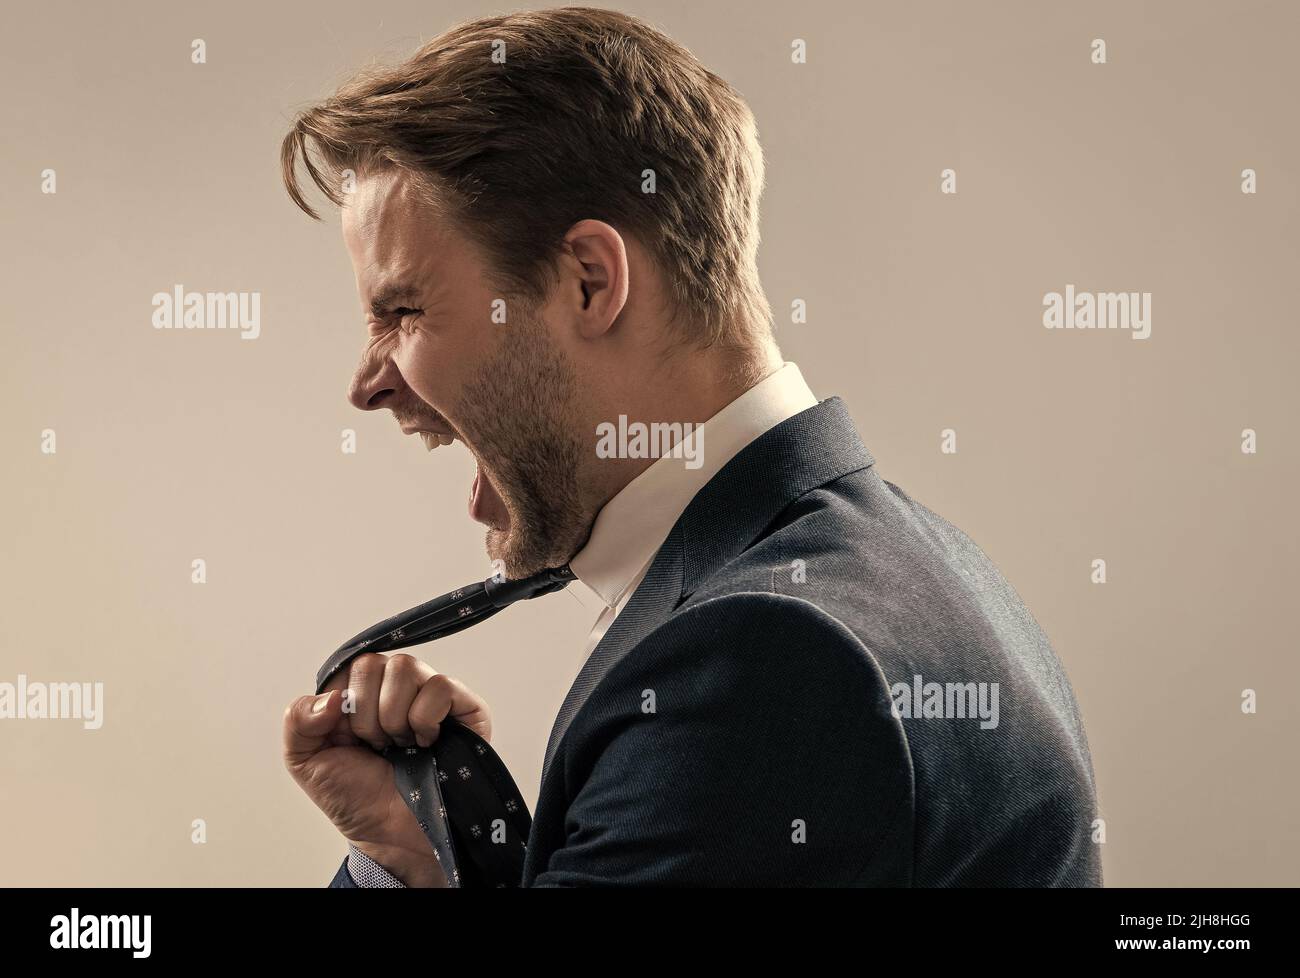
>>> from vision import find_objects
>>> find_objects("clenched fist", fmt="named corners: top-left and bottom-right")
top-left (282, 652), bottom-right (492, 887)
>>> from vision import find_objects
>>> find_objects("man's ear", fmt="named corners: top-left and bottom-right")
top-left (560, 219), bottom-right (630, 340)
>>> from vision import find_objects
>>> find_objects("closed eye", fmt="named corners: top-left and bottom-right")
top-left (387, 307), bottom-right (423, 332)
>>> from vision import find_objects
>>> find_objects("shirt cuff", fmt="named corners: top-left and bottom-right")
top-left (346, 843), bottom-right (407, 888)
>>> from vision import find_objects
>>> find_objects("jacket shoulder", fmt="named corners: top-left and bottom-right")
top-left (553, 592), bottom-right (917, 885)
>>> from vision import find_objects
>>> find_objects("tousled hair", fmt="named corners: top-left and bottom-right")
top-left (281, 6), bottom-right (773, 354)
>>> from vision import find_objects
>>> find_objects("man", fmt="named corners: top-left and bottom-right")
top-left (280, 7), bottom-right (1101, 887)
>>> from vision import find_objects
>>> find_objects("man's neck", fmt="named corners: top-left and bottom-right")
top-left (576, 344), bottom-right (784, 517)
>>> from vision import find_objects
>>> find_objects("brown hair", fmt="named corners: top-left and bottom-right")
top-left (281, 6), bottom-right (772, 352)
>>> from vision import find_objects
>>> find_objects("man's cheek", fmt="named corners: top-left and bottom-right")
top-left (395, 341), bottom-right (436, 392)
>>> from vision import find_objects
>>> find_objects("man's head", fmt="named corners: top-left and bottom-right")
top-left (281, 7), bottom-right (779, 576)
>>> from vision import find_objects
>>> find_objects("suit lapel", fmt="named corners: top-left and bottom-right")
top-left (538, 397), bottom-right (874, 785)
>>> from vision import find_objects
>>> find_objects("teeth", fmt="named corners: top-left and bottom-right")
top-left (417, 430), bottom-right (457, 451)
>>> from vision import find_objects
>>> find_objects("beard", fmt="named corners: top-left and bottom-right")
top-left (453, 303), bottom-right (589, 579)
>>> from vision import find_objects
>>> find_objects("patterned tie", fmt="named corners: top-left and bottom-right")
top-left (314, 564), bottom-right (575, 887)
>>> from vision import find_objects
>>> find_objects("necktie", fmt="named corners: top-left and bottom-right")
top-left (315, 564), bottom-right (575, 887)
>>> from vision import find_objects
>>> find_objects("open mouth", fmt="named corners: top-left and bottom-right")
top-left (403, 414), bottom-right (510, 531)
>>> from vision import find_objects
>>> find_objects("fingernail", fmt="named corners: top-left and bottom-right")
top-left (310, 692), bottom-right (332, 714)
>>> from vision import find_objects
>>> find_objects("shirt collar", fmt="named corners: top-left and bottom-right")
top-left (569, 362), bottom-right (818, 609)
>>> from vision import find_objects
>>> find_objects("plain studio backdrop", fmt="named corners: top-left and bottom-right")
top-left (0, 0), bottom-right (1296, 886)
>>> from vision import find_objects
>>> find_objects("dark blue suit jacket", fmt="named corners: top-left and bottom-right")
top-left (332, 397), bottom-right (1101, 887)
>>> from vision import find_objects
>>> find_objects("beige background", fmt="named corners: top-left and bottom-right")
top-left (1, 0), bottom-right (1296, 886)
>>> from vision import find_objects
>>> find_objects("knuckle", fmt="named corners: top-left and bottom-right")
top-left (408, 697), bottom-right (445, 728)
top-left (385, 653), bottom-right (420, 682)
top-left (349, 652), bottom-right (385, 677)
top-left (283, 697), bottom-right (307, 726)
top-left (424, 672), bottom-right (453, 693)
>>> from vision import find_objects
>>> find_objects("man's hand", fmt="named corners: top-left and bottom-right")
top-left (282, 652), bottom-right (492, 887)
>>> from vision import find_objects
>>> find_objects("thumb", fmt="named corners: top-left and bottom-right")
top-left (282, 690), bottom-right (342, 766)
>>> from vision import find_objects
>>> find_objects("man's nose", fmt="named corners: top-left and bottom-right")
top-left (347, 349), bottom-right (402, 411)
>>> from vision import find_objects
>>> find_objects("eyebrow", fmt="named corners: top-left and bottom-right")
top-left (367, 283), bottom-right (421, 319)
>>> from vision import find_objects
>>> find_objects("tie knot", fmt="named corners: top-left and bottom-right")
top-left (484, 564), bottom-right (574, 607)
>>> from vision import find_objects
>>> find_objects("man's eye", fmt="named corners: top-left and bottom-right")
top-left (389, 308), bottom-right (422, 331)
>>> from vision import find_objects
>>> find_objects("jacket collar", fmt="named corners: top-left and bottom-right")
top-left (676, 396), bottom-right (874, 599)
top-left (539, 397), bottom-right (874, 784)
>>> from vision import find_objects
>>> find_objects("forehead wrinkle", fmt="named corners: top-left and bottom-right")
top-left (348, 171), bottom-right (450, 318)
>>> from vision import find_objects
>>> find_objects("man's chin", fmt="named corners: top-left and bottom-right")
top-left (478, 485), bottom-right (547, 577)
top-left (486, 525), bottom-right (575, 580)
top-left (485, 526), bottom-right (533, 580)
top-left (484, 526), bottom-right (510, 566)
